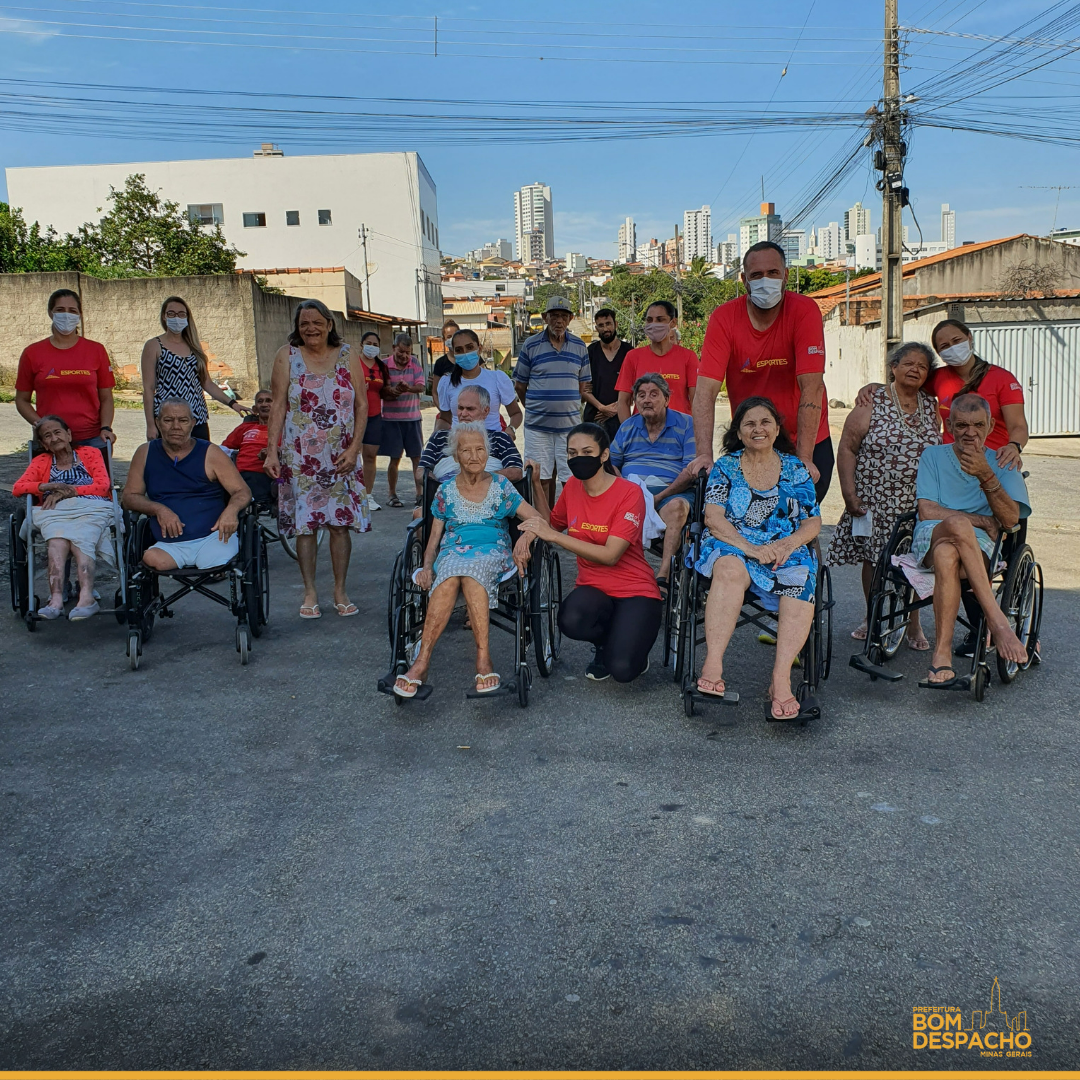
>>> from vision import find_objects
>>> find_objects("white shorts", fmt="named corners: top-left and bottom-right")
top-left (524, 427), bottom-right (570, 483)
top-left (147, 532), bottom-right (239, 570)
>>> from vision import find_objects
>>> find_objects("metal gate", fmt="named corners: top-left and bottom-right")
top-left (972, 321), bottom-right (1080, 437)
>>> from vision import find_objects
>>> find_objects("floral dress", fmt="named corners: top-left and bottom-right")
top-left (694, 450), bottom-right (820, 606)
top-left (826, 385), bottom-right (940, 567)
top-left (431, 474), bottom-right (524, 608)
top-left (278, 345), bottom-right (371, 537)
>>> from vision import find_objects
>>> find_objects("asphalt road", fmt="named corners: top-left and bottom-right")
top-left (1, 403), bottom-right (1077, 1070)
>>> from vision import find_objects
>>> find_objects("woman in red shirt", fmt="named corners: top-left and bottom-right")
top-left (358, 330), bottom-right (391, 510)
top-left (518, 423), bottom-right (662, 683)
top-left (929, 319), bottom-right (1028, 470)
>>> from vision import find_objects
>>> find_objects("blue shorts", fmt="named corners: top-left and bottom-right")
top-left (147, 532), bottom-right (239, 570)
top-left (379, 419), bottom-right (424, 459)
top-left (913, 519), bottom-right (995, 567)
top-left (361, 415), bottom-right (384, 447)
top-left (646, 483), bottom-right (695, 513)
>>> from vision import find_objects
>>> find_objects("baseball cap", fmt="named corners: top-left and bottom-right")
top-left (543, 295), bottom-right (573, 314)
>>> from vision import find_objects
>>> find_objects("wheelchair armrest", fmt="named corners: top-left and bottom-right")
top-left (1003, 523), bottom-right (1022, 535)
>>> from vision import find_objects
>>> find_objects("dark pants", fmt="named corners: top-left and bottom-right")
top-left (558, 586), bottom-right (662, 683)
top-left (812, 436), bottom-right (835, 506)
top-left (242, 471), bottom-right (273, 507)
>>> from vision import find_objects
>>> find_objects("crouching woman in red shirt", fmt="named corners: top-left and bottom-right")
top-left (517, 422), bottom-right (661, 683)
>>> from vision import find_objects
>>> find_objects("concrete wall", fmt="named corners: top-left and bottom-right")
top-left (6, 150), bottom-right (440, 323)
top-left (905, 236), bottom-right (1080, 296)
top-left (0, 272), bottom-right (398, 398)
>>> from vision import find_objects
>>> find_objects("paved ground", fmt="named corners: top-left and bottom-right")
top-left (1, 402), bottom-right (1077, 1070)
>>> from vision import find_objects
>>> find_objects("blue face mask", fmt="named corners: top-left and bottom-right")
top-left (456, 351), bottom-right (481, 371)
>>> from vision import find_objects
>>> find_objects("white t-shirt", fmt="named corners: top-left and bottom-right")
top-left (437, 367), bottom-right (518, 432)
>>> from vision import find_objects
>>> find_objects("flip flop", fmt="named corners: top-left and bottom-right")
top-left (299, 604), bottom-right (322, 619)
top-left (850, 624), bottom-right (868, 640)
top-left (906, 635), bottom-right (931, 652)
top-left (474, 672), bottom-right (501, 694)
top-left (334, 603), bottom-right (359, 617)
top-left (920, 665), bottom-right (961, 690)
top-left (769, 696), bottom-right (801, 720)
top-left (394, 676), bottom-right (422, 698)
top-left (696, 677), bottom-right (726, 698)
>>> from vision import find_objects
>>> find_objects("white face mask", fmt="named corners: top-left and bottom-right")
top-left (52, 311), bottom-right (80, 334)
top-left (166, 316), bottom-right (188, 334)
top-left (362, 344), bottom-right (380, 359)
top-left (747, 277), bottom-right (784, 309)
top-left (939, 340), bottom-right (973, 366)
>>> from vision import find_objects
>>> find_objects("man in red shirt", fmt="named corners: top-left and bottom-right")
top-left (615, 300), bottom-right (698, 419)
top-left (222, 389), bottom-right (273, 504)
top-left (692, 241), bottom-right (833, 503)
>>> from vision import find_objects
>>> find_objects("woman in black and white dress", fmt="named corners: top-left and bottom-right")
top-left (140, 295), bottom-right (246, 441)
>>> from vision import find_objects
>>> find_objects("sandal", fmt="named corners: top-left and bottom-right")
top-left (769, 696), bottom-right (801, 720)
top-left (334, 602), bottom-right (359, 617)
top-left (696, 677), bottom-right (726, 698)
top-left (387, 496), bottom-right (404, 508)
top-left (394, 676), bottom-right (422, 698)
top-left (474, 672), bottom-right (501, 694)
top-left (299, 604), bottom-right (322, 619)
top-left (906, 634), bottom-right (931, 652)
top-left (920, 665), bottom-right (960, 690)
top-left (850, 624), bottom-right (868, 640)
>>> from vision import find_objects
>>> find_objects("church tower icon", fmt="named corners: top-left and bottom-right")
top-left (971, 978), bottom-right (1028, 1032)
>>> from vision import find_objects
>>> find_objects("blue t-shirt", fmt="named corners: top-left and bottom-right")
top-left (609, 411), bottom-right (696, 487)
top-left (512, 329), bottom-right (591, 433)
top-left (915, 444), bottom-right (1031, 519)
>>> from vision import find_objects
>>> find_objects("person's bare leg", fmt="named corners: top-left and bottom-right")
top-left (460, 576), bottom-right (495, 687)
top-left (852, 559), bottom-right (874, 639)
top-left (771, 596), bottom-right (815, 715)
top-left (327, 525), bottom-right (352, 608)
top-left (362, 445), bottom-right (380, 499)
top-left (296, 533), bottom-right (319, 610)
top-left (386, 455), bottom-right (401, 501)
top-left (71, 545), bottom-right (97, 607)
top-left (927, 518), bottom-right (1026, 668)
top-left (699, 555), bottom-right (750, 686)
top-left (404, 578), bottom-right (460, 682)
top-left (409, 457), bottom-right (423, 502)
top-left (45, 538), bottom-right (70, 608)
top-left (657, 499), bottom-right (689, 582)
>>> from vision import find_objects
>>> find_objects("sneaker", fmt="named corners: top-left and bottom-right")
top-left (954, 630), bottom-right (977, 658)
top-left (367, 496), bottom-right (382, 511)
top-left (585, 647), bottom-right (610, 681)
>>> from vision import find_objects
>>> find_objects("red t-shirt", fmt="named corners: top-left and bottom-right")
top-left (550, 476), bottom-right (661, 600)
top-left (926, 365), bottom-right (1024, 451)
top-left (15, 336), bottom-right (115, 441)
top-left (222, 419), bottom-right (270, 472)
top-left (699, 292), bottom-right (830, 443)
top-left (360, 357), bottom-right (386, 419)
top-left (615, 343), bottom-right (698, 414)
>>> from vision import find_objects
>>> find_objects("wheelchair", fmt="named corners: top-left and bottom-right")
top-left (849, 511), bottom-right (1043, 701)
top-left (8, 441), bottom-right (127, 632)
top-left (665, 470), bottom-right (834, 722)
top-left (378, 465), bottom-right (563, 707)
top-left (122, 505), bottom-right (269, 669)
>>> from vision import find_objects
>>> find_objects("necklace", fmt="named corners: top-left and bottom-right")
top-left (889, 381), bottom-right (922, 429)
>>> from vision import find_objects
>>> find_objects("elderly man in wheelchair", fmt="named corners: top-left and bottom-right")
top-left (913, 393), bottom-right (1030, 689)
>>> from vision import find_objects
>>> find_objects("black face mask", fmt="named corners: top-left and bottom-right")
top-left (568, 454), bottom-right (604, 480)
top-left (598, 329), bottom-right (617, 344)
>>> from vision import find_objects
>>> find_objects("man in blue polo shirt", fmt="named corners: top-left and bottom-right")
top-left (609, 373), bottom-right (697, 588)
top-left (514, 295), bottom-right (592, 507)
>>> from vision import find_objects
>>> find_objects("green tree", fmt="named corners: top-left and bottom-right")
top-left (529, 281), bottom-right (580, 316)
top-left (0, 203), bottom-right (86, 273)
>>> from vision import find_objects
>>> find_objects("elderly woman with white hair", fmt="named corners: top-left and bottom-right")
top-left (394, 421), bottom-right (540, 698)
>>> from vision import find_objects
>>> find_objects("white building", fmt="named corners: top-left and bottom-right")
top-left (514, 182), bottom-right (554, 263)
top-left (816, 221), bottom-right (844, 261)
top-left (6, 148), bottom-right (441, 326)
top-left (467, 238), bottom-right (512, 262)
top-left (639, 238), bottom-right (663, 268)
top-left (617, 216), bottom-right (637, 263)
top-left (565, 252), bottom-right (588, 275)
top-left (683, 205), bottom-right (712, 262)
top-left (854, 234), bottom-right (878, 270)
top-left (739, 202), bottom-right (783, 258)
top-left (941, 203), bottom-right (956, 248)
top-left (779, 229), bottom-right (807, 263)
top-left (715, 233), bottom-right (739, 267)
top-left (844, 201), bottom-right (870, 243)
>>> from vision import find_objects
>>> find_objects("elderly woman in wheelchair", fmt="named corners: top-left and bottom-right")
top-left (393, 421), bottom-right (541, 698)
top-left (693, 396), bottom-right (822, 720)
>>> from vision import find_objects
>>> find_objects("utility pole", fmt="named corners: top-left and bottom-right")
top-left (674, 222), bottom-right (683, 324)
top-left (879, 0), bottom-right (906, 381)
top-left (358, 224), bottom-right (372, 312)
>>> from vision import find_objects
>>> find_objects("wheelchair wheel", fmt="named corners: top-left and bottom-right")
top-left (113, 588), bottom-right (126, 624)
top-left (127, 630), bottom-right (141, 670)
top-left (817, 564), bottom-right (834, 683)
top-left (236, 624), bottom-right (251, 665)
top-left (517, 664), bottom-right (531, 708)
top-left (532, 545), bottom-right (562, 677)
top-left (242, 522), bottom-right (268, 638)
top-left (972, 664), bottom-right (988, 702)
top-left (9, 509), bottom-right (30, 618)
top-left (996, 545), bottom-right (1041, 684)
top-left (871, 532), bottom-right (913, 662)
top-left (662, 552), bottom-right (680, 671)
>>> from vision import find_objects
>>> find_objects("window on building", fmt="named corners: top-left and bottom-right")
top-left (495, 283), bottom-right (506, 292)
top-left (188, 203), bottom-right (224, 226)
top-left (435, 226), bottom-right (438, 248)
top-left (318, 209), bottom-right (332, 226)
top-left (421, 210), bottom-right (427, 234)
top-left (286, 210), bottom-right (300, 226)
top-left (243, 212), bottom-right (267, 228)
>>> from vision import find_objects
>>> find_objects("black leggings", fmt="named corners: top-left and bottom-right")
top-left (558, 586), bottom-right (662, 683)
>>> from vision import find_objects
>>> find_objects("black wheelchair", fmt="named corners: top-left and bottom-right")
top-left (665, 470), bottom-right (834, 722)
top-left (379, 466), bottom-right (562, 707)
top-left (849, 511), bottom-right (1043, 701)
top-left (122, 507), bottom-right (269, 669)
top-left (8, 441), bottom-right (127, 632)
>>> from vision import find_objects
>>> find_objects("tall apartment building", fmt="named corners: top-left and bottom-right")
top-left (617, 216), bottom-right (637, 263)
top-left (683, 205), bottom-right (712, 261)
top-left (639, 238), bottom-right (663, 268)
top-left (663, 235), bottom-right (683, 268)
top-left (514, 182), bottom-right (554, 263)
top-left (565, 252), bottom-right (588, 275)
top-left (816, 221), bottom-right (844, 261)
top-left (715, 233), bottom-right (739, 266)
top-left (739, 202), bottom-right (783, 257)
top-left (779, 229), bottom-right (807, 263)
top-left (844, 201), bottom-right (870, 242)
top-left (941, 203), bottom-right (956, 248)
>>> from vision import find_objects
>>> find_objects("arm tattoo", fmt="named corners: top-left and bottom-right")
top-left (799, 401), bottom-right (822, 410)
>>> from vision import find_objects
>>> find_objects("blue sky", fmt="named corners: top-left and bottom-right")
top-left (1, 0), bottom-right (1078, 257)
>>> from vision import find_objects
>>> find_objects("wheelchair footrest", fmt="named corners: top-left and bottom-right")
top-left (465, 679), bottom-right (517, 700)
top-left (917, 674), bottom-right (972, 692)
top-left (849, 654), bottom-right (905, 682)
top-left (376, 673), bottom-right (434, 700)
top-left (687, 688), bottom-right (740, 706)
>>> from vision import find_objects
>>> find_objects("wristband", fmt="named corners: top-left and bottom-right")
top-left (100, 425), bottom-right (113, 433)
top-left (1010, 441), bottom-right (1023, 453)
